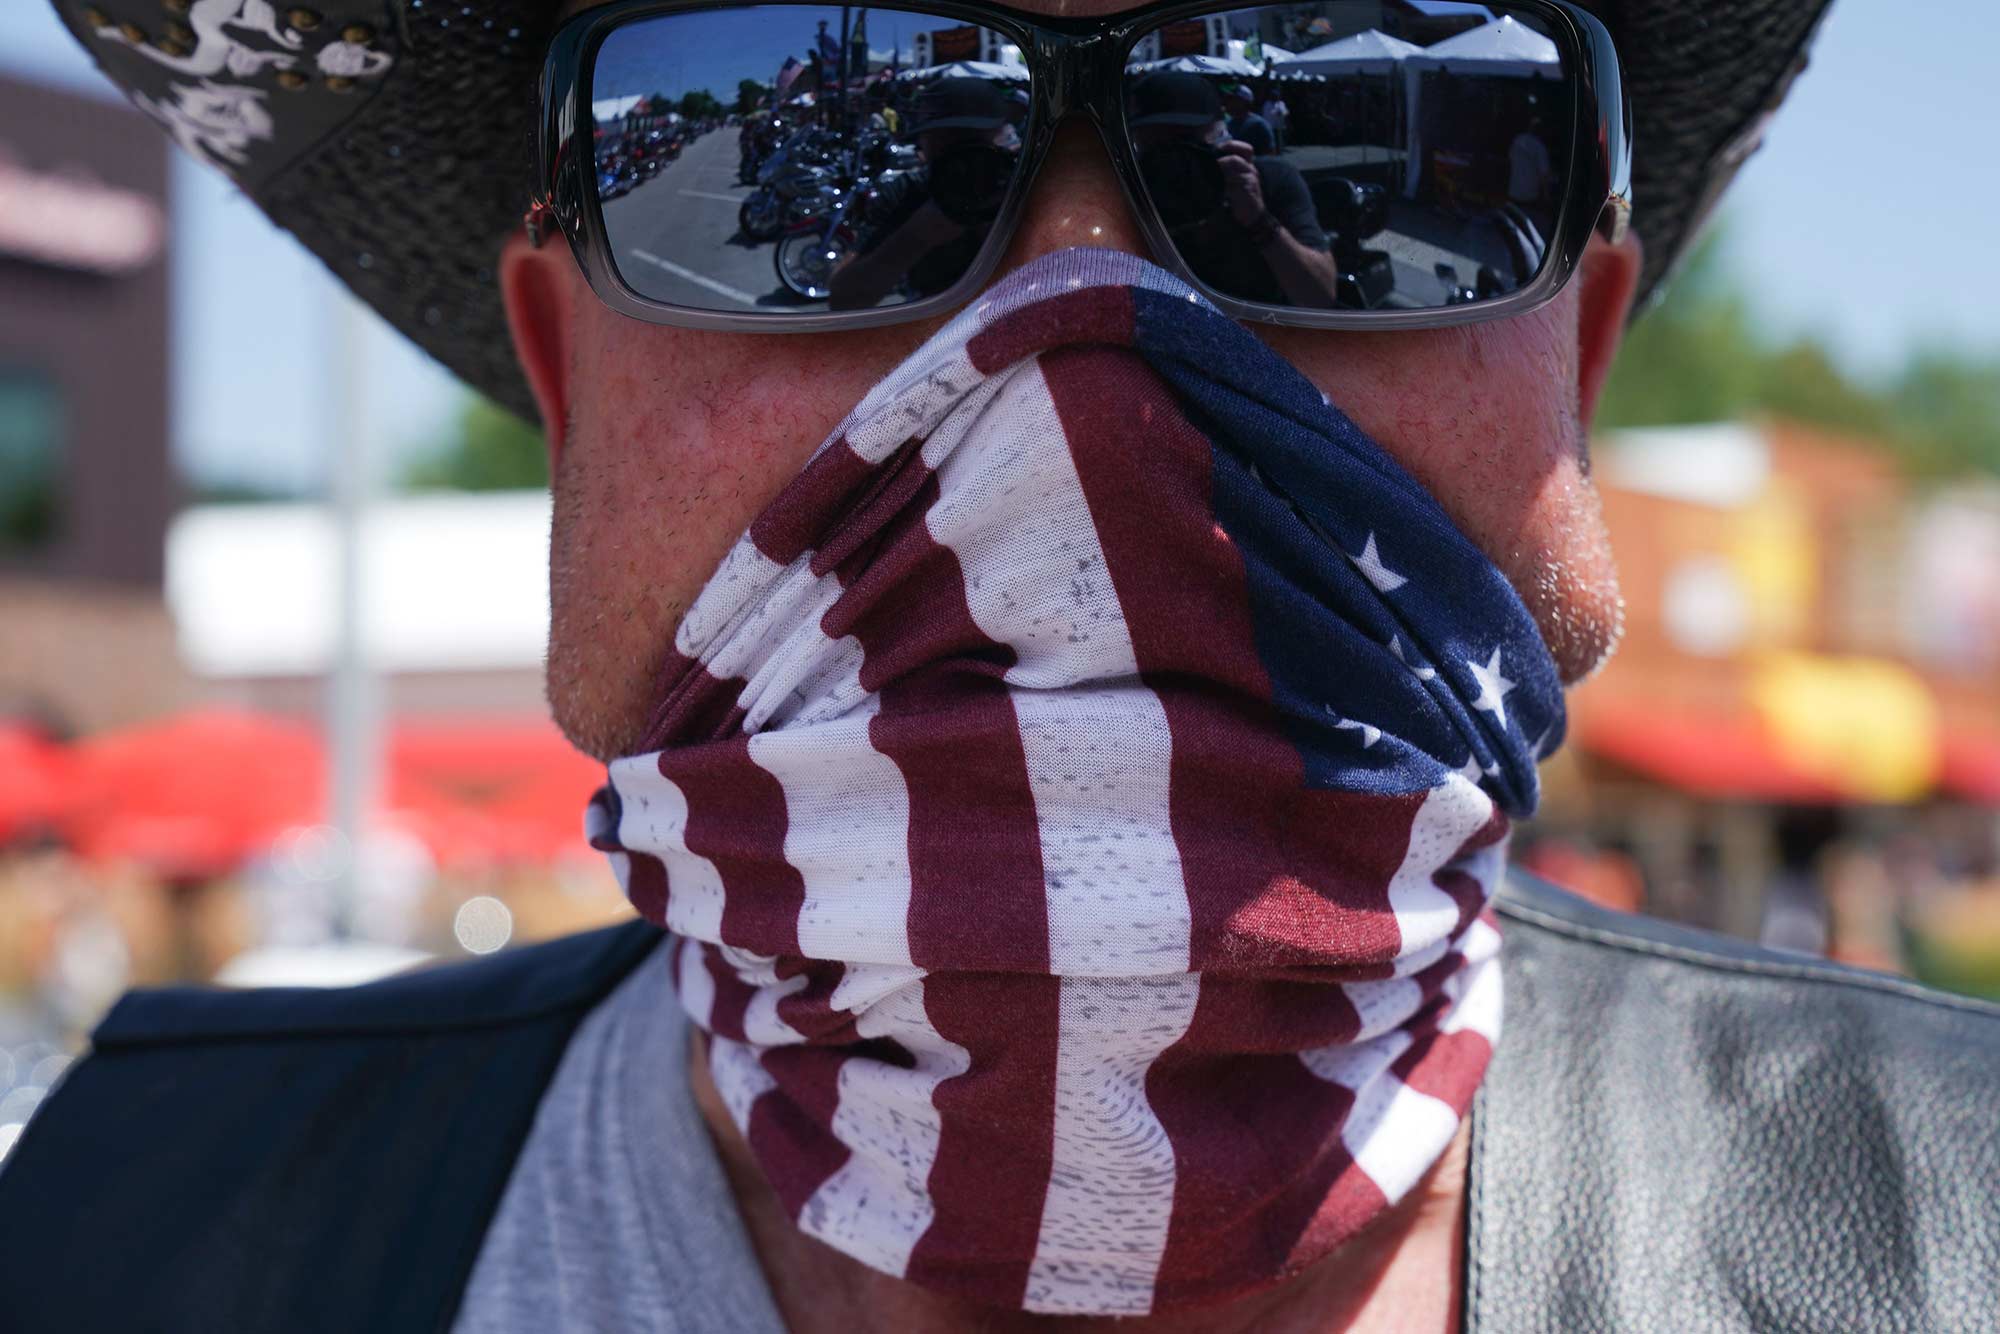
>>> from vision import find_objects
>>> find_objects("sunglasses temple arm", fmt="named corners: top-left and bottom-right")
top-left (524, 199), bottom-right (557, 248)
top-left (1596, 193), bottom-right (1630, 245)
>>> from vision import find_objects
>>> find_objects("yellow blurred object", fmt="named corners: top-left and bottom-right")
top-left (1749, 653), bottom-right (1940, 803)
top-left (1730, 482), bottom-right (1818, 649)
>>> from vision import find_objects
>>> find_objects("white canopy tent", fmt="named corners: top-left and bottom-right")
top-left (895, 59), bottom-right (1030, 83)
top-left (1128, 53), bottom-right (1267, 79)
top-left (1268, 29), bottom-right (1425, 175)
top-left (1417, 15), bottom-right (1560, 75)
top-left (1401, 17), bottom-right (1562, 191)
top-left (1275, 28), bottom-right (1423, 76)
top-left (589, 94), bottom-right (647, 132)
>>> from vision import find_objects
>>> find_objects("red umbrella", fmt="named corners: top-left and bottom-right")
top-left (385, 719), bottom-right (605, 867)
top-left (57, 710), bottom-right (603, 876)
top-left (0, 723), bottom-right (74, 845)
top-left (1941, 731), bottom-right (2000, 806)
top-left (66, 710), bottom-right (325, 880)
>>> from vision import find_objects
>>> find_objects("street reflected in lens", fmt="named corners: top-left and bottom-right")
top-left (591, 6), bottom-right (1028, 314)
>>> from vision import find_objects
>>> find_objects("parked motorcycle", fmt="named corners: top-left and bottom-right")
top-left (773, 164), bottom-right (917, 301)
top-left (739, 132), bottom-right (843, 241)
top-left (1434, 262), bottom-right (1478, 305)
top-left (1315, 177), bottom-right (1396, 310)
top-left (773, 223), bottom-right (853, 302)
top-left (855, 128), bottom-right (920, 178)
top-left (774, 181), bottom-right (866, 300)
top-left (597, 156), bottom-right (639, 202)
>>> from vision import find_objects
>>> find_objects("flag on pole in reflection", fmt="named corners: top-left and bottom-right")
top-left (775, 55), bottom-right (803, 98)
top-left (848, 10), bottom-right (870, 77)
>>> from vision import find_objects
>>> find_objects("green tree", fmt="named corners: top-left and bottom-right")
top-left (679, 87), bottom-right (723, 119)
top-left (1891, 350), bottom-right (2000, 477)
top-left (401, 397), bottom-right (548, 491)
top-left (1757, 338), bottom-right (1897, 442)
top-left (1594, 232), bottom-right (1765, 429)
top-left (1595, 227), bottom-right (1999, 479)
top-left (735, 78), bottom-right (768, 115)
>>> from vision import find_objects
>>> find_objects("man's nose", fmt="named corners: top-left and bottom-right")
top-left (996, 121), bottom-right (1149, 274)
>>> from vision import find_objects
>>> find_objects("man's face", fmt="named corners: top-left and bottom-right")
top-left (509, 0), bottom-right (1642, 762)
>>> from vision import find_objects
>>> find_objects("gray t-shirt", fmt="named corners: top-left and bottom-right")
top-left (452, 941), bottom-right (787, 1334)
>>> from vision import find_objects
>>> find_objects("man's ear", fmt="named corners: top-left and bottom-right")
top-left (499, 231), bottom-right (578, 471)
top-left (1574, 231), bottom-right (1643, 429)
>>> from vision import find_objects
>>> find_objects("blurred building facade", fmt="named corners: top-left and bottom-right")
top-left (0, 73), bottom-right (190, 733)
top-left (165, 491), bottom-right (549, 719)
top-left (1532, 420), bottom-right (2000, 980)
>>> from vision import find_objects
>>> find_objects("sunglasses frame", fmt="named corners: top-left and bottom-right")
top-left (530, 0), bottom-right (1630, 333)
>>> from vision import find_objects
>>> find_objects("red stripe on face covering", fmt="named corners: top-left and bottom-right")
top-left (967, 286), bottom-right (1136, 376)
top-left (750, 435), bottom-right (881, 569)
top-left (1040, 342), bottom-right (1426, 1307)
top-left (640, 645), bottom-right (749, 752)
top-left (832, 468), bottom-right (1059, 1303)
top-left (668, 732), bottom-right (804, 959)
top-left (1039, 344), bottom-right (1418, 977)
top-left (750, 1042), bottom-right (856, 1219)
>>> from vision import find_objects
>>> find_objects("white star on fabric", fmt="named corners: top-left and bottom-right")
top-left (1466, 647), bottom-right (1516, 729)
top-left (1456, 754), bottom-right (1485, 784)
top-left (1388, 634), bottom-right (1438, 682)
top-left (1334, 716), bottom-right (1383, 749)
top-left (1348, 533), bottom-right (1408, 593)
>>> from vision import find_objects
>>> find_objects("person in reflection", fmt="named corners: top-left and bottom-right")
top-left (1130, 73), bottom-right (1341, 308)
top-left (828, 78), bottom-right (1019, 310)
top-left (996, 85), bottom-right (1031, 152)
top-left (1219, 80), bottom-right (1277, 156)
top-left (1508, 107), bottom-right (1557, 209)
top-left (1262, 86), bottom-right (1291, 152)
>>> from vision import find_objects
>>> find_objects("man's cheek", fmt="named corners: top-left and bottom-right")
top-left (1295, 310), bottom-right (1575, 498)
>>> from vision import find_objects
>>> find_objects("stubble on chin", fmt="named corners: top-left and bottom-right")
top-left (1501, 409), bottom-right (1625, 686)
top-left (1509, 529), bottom-right (1625, 686)
top-left (543, 438), bottom-right (689, 763)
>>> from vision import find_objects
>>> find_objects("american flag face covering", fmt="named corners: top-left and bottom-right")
top-left (590, 248), bottom-right (1561, 1316)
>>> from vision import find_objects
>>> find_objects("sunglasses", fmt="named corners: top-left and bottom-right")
top-left (528, 0), bottom-right (1629, 332)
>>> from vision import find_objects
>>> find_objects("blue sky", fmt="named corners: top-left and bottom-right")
top-left (595, 6), bottom-right (959, 102)
top-left (3, 1), bottom-right (1993, 492)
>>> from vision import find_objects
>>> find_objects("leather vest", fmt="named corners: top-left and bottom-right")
top-left (4, 875), bottom-right (1996, 1332)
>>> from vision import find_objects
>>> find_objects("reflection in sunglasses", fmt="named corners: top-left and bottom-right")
top-left (579, 1), bottom-right (1572, 319)
top-left (1127, 6), bottom-right (1563, 311)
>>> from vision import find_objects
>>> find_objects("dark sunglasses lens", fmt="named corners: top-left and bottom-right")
top-left (1124, 2), bottom-right (1576, 312)
top-left (590, 6), bottom-right (1030, 315)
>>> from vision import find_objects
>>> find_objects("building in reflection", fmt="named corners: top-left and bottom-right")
top-left (910, 22), bottom-right (1021, 68)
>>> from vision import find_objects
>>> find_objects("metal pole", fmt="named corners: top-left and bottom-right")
top-left (840, 4), bottom-right (852, 140)
top-left (324, 284), bottom-right (381, 942)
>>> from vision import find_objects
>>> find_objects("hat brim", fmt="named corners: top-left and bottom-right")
top-left (49, 0), bottom-right (1836, 420)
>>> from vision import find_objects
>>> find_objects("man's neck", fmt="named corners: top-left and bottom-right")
top-left (688, 1035), bottom-right (1469, 1334)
